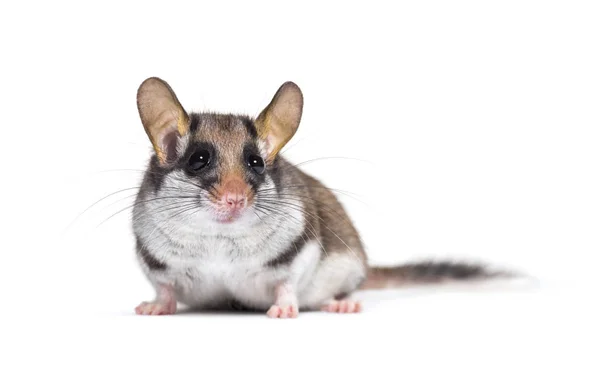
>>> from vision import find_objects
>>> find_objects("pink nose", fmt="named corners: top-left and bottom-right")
top-left (224, 192), bottom-right (246, 209)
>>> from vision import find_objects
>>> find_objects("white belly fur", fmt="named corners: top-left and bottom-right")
top-left (163, 240), bottom-right (364, 310)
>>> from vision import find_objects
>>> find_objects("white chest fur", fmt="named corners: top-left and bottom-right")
top-left (164, 240), bottom-right (322, 310)
top-left (137, 209), bottom-right (311, 309)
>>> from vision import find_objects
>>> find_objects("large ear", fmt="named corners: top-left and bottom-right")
top-left (136, 77), bottom-right (189, 165)
top-left (255, 81), bottom-right (303, 161)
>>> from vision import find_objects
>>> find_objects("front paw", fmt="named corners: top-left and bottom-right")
top-left (266, 303), bottom-right (299, 319)
top-left (135, 301), bottom-right (176, 315)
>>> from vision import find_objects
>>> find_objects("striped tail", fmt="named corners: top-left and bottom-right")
top-left (360, 260), bottom-right (513, 290)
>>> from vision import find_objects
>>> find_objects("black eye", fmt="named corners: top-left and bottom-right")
top-left (188, 149), bottom-right (210, 171)
top-left (247, 154), bottom-right (265, 174)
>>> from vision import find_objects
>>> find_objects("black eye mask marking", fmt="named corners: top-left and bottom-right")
top-left (188, 149), bottom-right (211, 171)
top-left (181, 142), bottom-right (219, 190)
top-left (247, 154), bottom-right (265, 174)
top-left (243, 143), bottom-right (267, 192)
top-left (144, 155), bottom-right (176, 193)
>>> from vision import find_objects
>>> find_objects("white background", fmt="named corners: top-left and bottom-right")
top-left (1, 1), bottom-right (599, 365)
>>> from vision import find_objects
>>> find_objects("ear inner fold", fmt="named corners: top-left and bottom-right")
top-left (136, 77), bottom-right (189, 164)
top-left (256, 81), bottom-right (304, 161)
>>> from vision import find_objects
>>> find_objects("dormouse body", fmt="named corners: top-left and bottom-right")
top-left (132, 78), bottom-right (500, 318)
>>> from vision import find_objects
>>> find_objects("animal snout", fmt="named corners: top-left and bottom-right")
top-left (219, 177), bottom-right (249, 211)
top-left (224, 192), bottom-right (247, 209)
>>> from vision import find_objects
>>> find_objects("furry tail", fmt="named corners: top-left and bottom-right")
top-left (359, 260), bottom-right (513, 290)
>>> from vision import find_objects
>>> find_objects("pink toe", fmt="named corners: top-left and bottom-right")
top-left (346, 301), bottom-right (355, 313)
top-left (290, 307), bottom-right (299, 318)
top-left (267, 306), bottom-right (281, 318)
top-left (267, 305), bottom-right (298, 319)
top-left (288, 305), bottom-right (295, 315)
top-left (339, 301), bottom-right (348, 313)
top-left (321, 300), bottom-right (362, 314)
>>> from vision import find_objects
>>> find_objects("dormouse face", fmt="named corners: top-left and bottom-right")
top-left (136, 77), bottom-right (303, 227)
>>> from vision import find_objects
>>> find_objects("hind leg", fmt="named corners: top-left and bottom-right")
top-left (321, 298), bottom-right (363, 313)
top-left (298, 253), bottom-right (366, 312)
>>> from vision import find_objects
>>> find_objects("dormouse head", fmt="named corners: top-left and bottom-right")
top-left (136, 77), bottom-right (303, 226)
